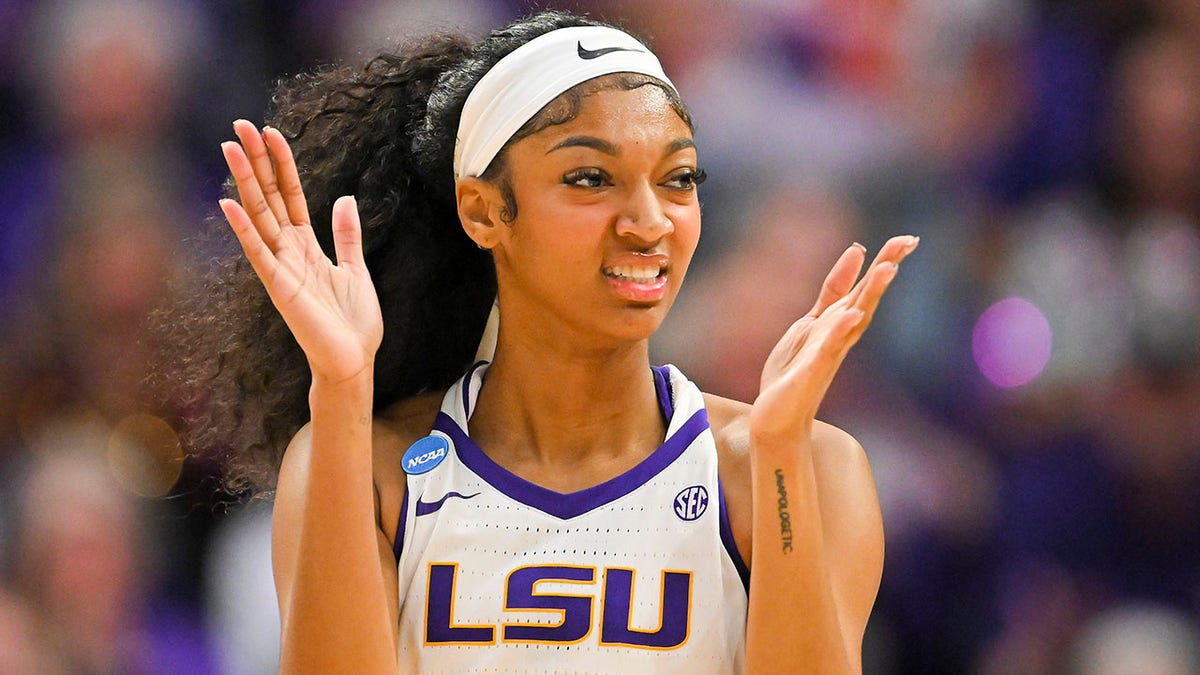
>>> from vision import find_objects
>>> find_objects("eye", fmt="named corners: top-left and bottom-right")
top-left (664, 168), bottom-right (707, 191)
top-left (562, 168), bottom-right (610, 188)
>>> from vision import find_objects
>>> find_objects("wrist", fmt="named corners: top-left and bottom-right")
top-left (308, 360), bottom-right (376, 387)
top-left (748, 427), bottom-right (813, 460)
top-left (308, 363), bottom-right (375, 403)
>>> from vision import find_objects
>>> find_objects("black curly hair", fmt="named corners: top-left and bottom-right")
top-left (147, 10), bottom-right (693, 498)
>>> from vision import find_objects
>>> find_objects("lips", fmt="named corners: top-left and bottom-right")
top-left (602, 254), bottom-right (669, 303)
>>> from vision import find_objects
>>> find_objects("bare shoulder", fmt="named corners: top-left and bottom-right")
top-left (278, 390), bottom-right (445, 546)
top-left (280, 391), bottom-right (444, 480)
top-left (702, 393), bottom-right (756, 566)
top-left (703, 393), bottom-right (753, 481)
top-left (373, 390), bottom-right (447, 475)
top-left (372, 390), bottom-right (447, 541)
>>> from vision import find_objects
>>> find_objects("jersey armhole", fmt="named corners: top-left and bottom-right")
top-left (392, 477), bottom-right (409, 562)
top-left (717, 479), bottom-right (750, 594)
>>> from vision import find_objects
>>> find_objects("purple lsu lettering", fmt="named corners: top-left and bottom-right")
top-left (424, 563), bottom-right (693, 649)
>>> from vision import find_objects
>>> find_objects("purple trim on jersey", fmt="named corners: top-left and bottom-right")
top-left (718, 480), bottom-right (750, 593)
top-left (461, 360), bottom-right (489, 419)
top-left (651, 365), bottom-right (674, 422)
top-left (393, 480), bottom-right (409, 561)
top-left (433, 407), bottom-right (709, 520)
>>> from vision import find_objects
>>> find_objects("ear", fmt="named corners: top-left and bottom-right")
top-left (456, 177), bottom-right (506, 250)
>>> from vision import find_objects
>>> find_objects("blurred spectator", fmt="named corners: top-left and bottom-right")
top-left (963, 16), bottom-right (1200, 675)
top-left (0, 585), bottom-right (55, 675)
top-left (7, 440), bottom-right (218, 674)
top-left (1069, 603), bottom-right (1200, 675)
top-left (204, 502), bottom-right (280, 675)
top-left (1, 0), bottom-right (203, 448)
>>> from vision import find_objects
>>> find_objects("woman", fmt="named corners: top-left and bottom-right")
top-left (179, 9), bottom-right (915, 673)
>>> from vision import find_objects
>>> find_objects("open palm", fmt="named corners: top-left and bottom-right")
top-left (220, 120), bottom-right (383, 383)
top-left (749, 236), bottom-right (918, 445)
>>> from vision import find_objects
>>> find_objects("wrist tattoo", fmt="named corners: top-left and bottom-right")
top-left (775, 469), bottom-right (793, 553)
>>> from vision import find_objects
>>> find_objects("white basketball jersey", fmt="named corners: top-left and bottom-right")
top-left (393, 363), bottom-right (749, 674)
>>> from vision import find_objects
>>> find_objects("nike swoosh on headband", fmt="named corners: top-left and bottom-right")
top-left (577, 41), bottom-right (644, 60)
top-left (415, 491), bottom-right (481, 516)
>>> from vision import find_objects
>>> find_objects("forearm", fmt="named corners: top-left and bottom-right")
top-left (746, 437), bottom-right (854, 674)
top-left (276, 370), bottom-right (398, 673)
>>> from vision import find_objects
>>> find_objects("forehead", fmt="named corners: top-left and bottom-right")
top-left (525, 84), bottom-right (693, 149)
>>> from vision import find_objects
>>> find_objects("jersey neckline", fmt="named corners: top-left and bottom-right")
top-left (431, 364), bottom-right (708, 520)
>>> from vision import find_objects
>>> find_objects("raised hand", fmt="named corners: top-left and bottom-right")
top-left (219, 120), bottom-right (383, 384)
top-left (749, 236), bottom-right (918, 445)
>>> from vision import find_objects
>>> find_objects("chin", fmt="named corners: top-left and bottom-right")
top-left (604, 302), bottom-right (671, 342)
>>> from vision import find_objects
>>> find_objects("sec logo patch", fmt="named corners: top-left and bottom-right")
top-left (673, 485), bottom-right (708, 521)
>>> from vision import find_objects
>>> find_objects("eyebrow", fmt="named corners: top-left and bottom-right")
top-left (664, 137), bottom-right (696, 157)
top-left (546, 136), bottom-right (697, 158)
top-left (547, 136), bottom-right (619, 156)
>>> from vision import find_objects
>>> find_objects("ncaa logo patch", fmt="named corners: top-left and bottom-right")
top-left (673, 485), bottom-right (708, 521)
top-left (402, 435), bottom-right (449, 475)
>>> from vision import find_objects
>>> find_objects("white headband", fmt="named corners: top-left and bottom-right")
top-left (453, 25), bottom-right (676, 179)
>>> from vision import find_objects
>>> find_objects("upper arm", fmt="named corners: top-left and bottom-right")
top-left (811, 422), bottom-right (885, 665)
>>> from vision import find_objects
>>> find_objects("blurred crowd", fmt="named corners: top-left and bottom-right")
top-left (1, 0), bottom-right (1198, 673)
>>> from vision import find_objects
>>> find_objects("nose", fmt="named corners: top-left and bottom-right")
top-left (614, 180), bottom-right (673, 242)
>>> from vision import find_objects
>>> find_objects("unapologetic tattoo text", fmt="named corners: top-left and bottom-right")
top-left (775, 469), bottom-right (793, 553)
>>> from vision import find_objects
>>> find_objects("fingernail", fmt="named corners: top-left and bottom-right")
top-left (851, 242), bottom-right (867, 252)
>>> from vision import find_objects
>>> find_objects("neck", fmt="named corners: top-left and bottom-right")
top-left (467, 319), bottom-right (665, 476)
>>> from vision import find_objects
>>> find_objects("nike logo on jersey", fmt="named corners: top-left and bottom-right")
top-left (577, 41), bottom-right (644, 60)
top-left (415, 491), bottom-right (480, 516)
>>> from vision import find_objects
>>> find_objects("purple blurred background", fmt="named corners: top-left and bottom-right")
top-left (2, 1), bottom-right (1199, 673)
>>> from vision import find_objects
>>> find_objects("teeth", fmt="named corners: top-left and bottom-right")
top-left (605, 265), bottom-right (662, 282)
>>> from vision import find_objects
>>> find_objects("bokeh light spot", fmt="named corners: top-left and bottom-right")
top-left (107, 413), bottom-right (184, 498)
top-left (972, 297), bottom-right (1053, 388)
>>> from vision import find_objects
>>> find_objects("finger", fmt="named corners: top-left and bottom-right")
top-left (842, 235), bottom-right (919, 309)
top-left (799, 261), bottom-right (900, 378)
top-left (219, 198), bottom-right (278, 283)
top-left (847, 260), bottom-right (901, 333)
top-left (261, 126), bottom-right (313, 231)
top-left (331, 195), bottom-right (366, 268)
top-left (222, 139), bottom-right (283, 249)
top-left (233, 119), bottom-right (292, 228)
top-left (874, 234), bottom-right (919, 267)
top-left (807, 242), bottom-right (866, 318)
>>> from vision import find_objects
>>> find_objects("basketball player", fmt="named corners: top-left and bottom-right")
top-left (185, 10), bottom-right (916, 673)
